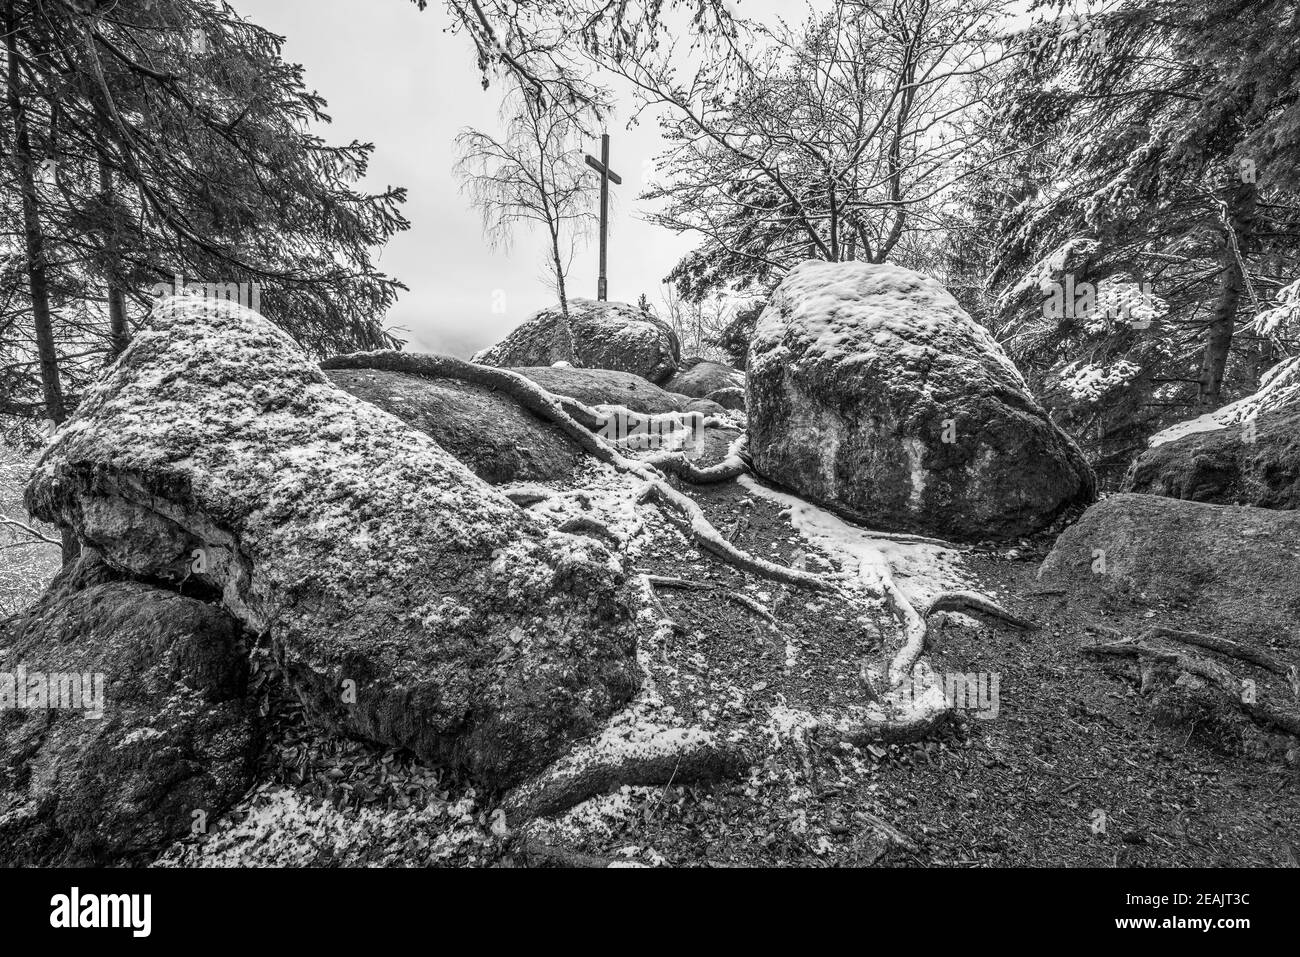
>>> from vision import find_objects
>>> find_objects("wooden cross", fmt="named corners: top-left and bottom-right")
top-left (584, 133), bottom-right (622, 301)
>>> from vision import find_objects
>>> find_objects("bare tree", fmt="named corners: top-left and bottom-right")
top-left (657, 283), bottom-right (732, 361)
top-left (419, 0), bottom-right (739, 115)
top-left (456, 86), bottom-right (599, 359)
top-left (618, 0), bottom-right (1017, 300)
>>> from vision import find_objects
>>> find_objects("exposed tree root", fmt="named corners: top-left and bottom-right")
top-left (1082, 638), bottom-right (1300, 737)
top-left (501, 575), bottom-right (953, 827)
top-left (502, 731), bottom-right (748, 823)
top-left (925, 591), bottom-right (1037, 630)
top-left (647, 572), bottom-right (784, 627)
top-left (503, 705), bottom-right (952, 827)
top-left (327, 353), bottom-right (967, 826)
top-left (323, 350), bottom-right (826, 592)
top-left (502, 486), bottom-right (554, 508)
top-left (638, 481), bottom-right (835, 591)
top-left (821, 706), bottom-right (954, 747)
top-left (644, 433), bottom-right (750, 485)
top-left (1136, 626), bottom-right (1290, 677)
top-left (881, 575), bottom-right (930, 686)
top-left (882, 588), bottom-right (1032, 689)
top-left (643, 574), bottom-right (711, 591)
top-left (513, 839), bottom-right (624, 869)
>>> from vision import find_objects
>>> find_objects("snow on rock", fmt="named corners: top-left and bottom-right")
top-left (157, 784), bottom-right (496, 868)
top-left (1148, 354), bottom-right (1300, 447)
top-left (473, 299), bottom-right (681, 384)
top-left (1125, 408), bottom-right (1300, 509)
top-left (747, 260), bottom-right (1095, 541)
top-left (26, 296), bottom-right (641, 789)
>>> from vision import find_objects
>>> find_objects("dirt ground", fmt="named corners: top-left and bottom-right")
top-left (509, 435), bottom-right (1300, 868)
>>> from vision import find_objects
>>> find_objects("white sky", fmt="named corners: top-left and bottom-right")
top-left (231, 0), bottom-right (791, 357)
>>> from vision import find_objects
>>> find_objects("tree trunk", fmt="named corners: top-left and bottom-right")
top-left (1196, 181), bottom-right (1257, 410)
top-left (5, 2), bottom-right (77, 564)
top-left (6, 5), bottom-right (64, 426)
top-left (549, 225), bottom-right (576, 364)
top-left (98, 158), bottom-right (130, 357)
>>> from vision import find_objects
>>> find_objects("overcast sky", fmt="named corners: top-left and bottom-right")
top-left (229, 1), bottom-right (1041, 357)
top-left (230, 0), bottom-right (785, 357)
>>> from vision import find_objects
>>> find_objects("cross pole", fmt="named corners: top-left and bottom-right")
top-left (584, 134), bottom-right (622, 301)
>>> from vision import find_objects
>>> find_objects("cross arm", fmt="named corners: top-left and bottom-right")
top-left (585, 154), bottom-right (623, 185)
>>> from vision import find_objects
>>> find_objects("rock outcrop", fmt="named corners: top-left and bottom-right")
top-left (473, 299), bottom-right (680, 384)
top-left (681, 398), bottom-right (728, 417)
top-left (747, 261), bottom-right (1095, 541)
top-left (664, 358), bottom-right (744, 400)
top-left (511, 366), bottom-right (684, 415)
top-left (1124, 410), bottom-right (1300, 510)
top-left (25, 296), bottom-right (641, 789)
top-left (1037, 493), bottom-right (1300, 643)
top-left (705, 387), bottom-right (746, 412)
top-left (326, 366), bottom-right (585, 484)
top-left (0, 555), bottom-right (258, 865)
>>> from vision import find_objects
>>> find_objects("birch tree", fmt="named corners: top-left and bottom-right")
top-left (455, 87), bottom-right (599, 359)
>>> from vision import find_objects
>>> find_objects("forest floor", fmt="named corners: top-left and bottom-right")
top-left (6, 431), bottom-right (1297, 868)
top-left (507, 445), bottom-right (1300, 868)
top-left (0, 445), bottom-right (62, 620)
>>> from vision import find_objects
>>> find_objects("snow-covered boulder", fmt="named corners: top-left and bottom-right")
top-left (664, 358), bottom-right (745, 400)
top-left (325, 366), bottom-right (585, 484)
top-left (474, 299), bottom-right (680, 384)
top-left (747, 261), bottom-right (1095, 541)
top-left (0, 554), bottom-right (258, 866)
top-left (26, 297), bottom-right (640, 789)
top-left (1124, 410), bottom-right (1300, 509)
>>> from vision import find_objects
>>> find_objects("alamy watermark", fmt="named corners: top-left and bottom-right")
top-left (597, 409), bottom-right (707, 458)
top-left (891, 671), bottom-right (1001, 719)
top-left (0, 666), bottom-right (105, 719)
top-left (1041, 276), bottom-right (1158, 328)
top-left (151, 272), bottom-right (261, 312)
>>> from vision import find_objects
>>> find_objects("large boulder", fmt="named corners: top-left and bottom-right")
top-left (1037, 493), bottom-right (1300, 643)
top-left (664, 358), bottom-right (745, 400)
top-left (0, 555), bottom-right (258, 865)
top-left (25, 296), bottom-right (640, 789)
top-left (747, 261), bottom-right (1095, 541)
top-left (325, 366), bottom-right (585, 484)
top-left (511, 366), bottom-right (684, 415)
top-left (474, 299), bottom-right (680, 384)
top-left (1124, 410), bottom-right (1300, 509)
